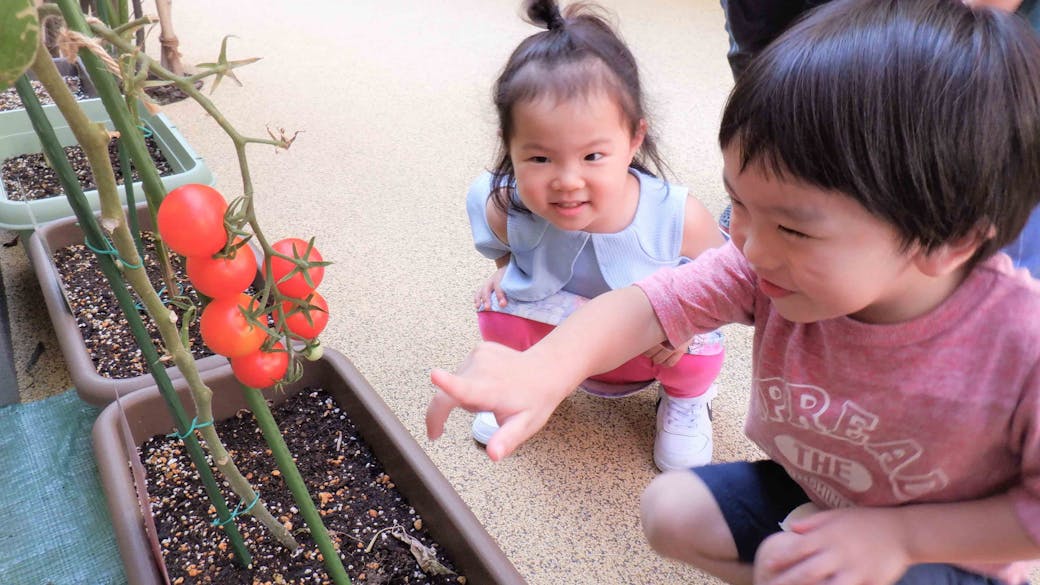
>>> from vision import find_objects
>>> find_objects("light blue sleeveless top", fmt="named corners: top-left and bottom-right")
top-left (465, 169), bottom-right (687, 302)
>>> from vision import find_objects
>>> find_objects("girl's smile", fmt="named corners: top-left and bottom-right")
top-left (508, 91), bottom-right (645, 234)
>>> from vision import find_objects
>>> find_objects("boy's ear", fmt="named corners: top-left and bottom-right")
top-left (914, 225), bottom-right (995, 276)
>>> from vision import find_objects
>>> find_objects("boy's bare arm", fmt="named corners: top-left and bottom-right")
top-left (427, 285), bottom-right (667, 460)
top-left (756, 494), bottom-right (1040, 585)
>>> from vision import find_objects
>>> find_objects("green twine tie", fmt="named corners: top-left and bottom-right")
top-left (212, 493), bottom-right (261, 527)
top-left (85, 236), bottom-right (143, 270)
top-left (166, 416), bottom-right (214, 440)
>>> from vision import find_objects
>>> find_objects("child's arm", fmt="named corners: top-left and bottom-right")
top-left (427, 285), bottom-right (667, 460)
top-left (643, 197), bottom-right (727, 366)
top-left (755, 495), bottom-right (1040, 585)
top-left (680, 196), bottom-right (726, 259)
top-left (467, 177), bottom-right (512, 308)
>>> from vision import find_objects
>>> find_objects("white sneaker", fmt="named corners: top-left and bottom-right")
top-left (654, 388), bottom-right (715, 472)
top-left (471, 411), bottom-right (499, 445)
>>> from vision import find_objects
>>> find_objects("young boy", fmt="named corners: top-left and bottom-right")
top-left (427, 0), bottom-right (1040, 583)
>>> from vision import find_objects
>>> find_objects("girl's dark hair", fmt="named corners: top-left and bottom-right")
top-left (488, 0), bottom-right (668, 215)
top-left (720, 0), bottom-right (1040, 262)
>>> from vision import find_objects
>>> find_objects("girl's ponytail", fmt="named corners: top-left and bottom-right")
top-left (524, 0), bottom-right (565, 31)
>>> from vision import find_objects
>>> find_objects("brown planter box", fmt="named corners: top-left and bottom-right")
top-left (92, 348), bottom-right (525, 584)
top-left (25, 203), bottom-right (236, 406)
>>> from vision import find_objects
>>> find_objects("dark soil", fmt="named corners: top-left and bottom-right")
top-left (0, 76), bottom-right (87, 111)
top-left (142, 387), bottom-right (466, 584)
top-left (1, 134), bottom-right (173, 201)
top-left (52, 232), bottom-right (215, 378)
top-left (144, 78), bottom-right (204, 105)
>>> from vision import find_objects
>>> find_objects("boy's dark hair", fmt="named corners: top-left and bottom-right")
top-left (488, 0), bottom-right (668, 215)
top-left (720, 0), bottom-right (1040, 261)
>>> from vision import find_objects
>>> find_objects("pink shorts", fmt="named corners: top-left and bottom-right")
top-left (477, 311), bottom-right (723, 399)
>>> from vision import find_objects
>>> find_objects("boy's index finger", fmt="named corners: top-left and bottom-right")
top-left (424, 389), bottom-right (458, 440)
top-left (426, 368), bottom-right (485, 440)
top-left (430, 368), bottom-right (472, 402)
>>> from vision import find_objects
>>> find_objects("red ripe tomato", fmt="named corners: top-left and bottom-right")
top-left (269, 238), bottom-right (324, 298)
top-left (157, 184), bottom-right (228, 257)
top-left (231, 342), bottom-right (289, 388)
top-left (278, 292), bottom-right (329, 339)
top-left (186, 244), bottom-right (258, 299)
top-left (199, 293), bottom-right (266, 358)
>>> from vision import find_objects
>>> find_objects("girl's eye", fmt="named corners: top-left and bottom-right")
top-left (778, 225), bottom-right (810, 239)
top-left (585, 153), bottom-right (604, 161)
top-left (530, 156), bottom-right (549, 163)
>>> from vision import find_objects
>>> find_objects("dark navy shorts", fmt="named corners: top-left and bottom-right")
top-left (692, 460), bottom-right (1016, 584)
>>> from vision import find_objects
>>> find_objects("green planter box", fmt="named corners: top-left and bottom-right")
top-left (0, 99), bottom-right (214, 232)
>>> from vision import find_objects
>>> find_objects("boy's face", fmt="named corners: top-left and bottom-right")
top-left (723, 145), bottom-right (931, 324)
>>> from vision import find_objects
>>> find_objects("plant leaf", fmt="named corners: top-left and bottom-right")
top-left (391, 526), bottom-right (455, 576)
top-left (0, 0), bottom-right (39, 91)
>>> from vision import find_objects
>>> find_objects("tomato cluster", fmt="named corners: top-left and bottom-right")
top-left (157, 184), bottom-right (329, 389)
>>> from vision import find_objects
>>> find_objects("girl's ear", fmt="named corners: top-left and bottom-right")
top-left (630, 118), bottom-right (647, 153)
top-left (914, 224), bottom-right (995, 277)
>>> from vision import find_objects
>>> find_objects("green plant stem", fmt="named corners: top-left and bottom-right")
top-left (242, 387), bottom-right (351, 585)
top-left (15, 64), bottom-right (253, 566)
top-left (89, 22), bottom-right (294, 341)
top-left (55, 0), bottom-right (179, 296)
top-left (115, 142), bottom-right (145, 259)
top-left (30, 37), bottom-right (299, 552)
top-left (89, 16), bottom-right (356, 581)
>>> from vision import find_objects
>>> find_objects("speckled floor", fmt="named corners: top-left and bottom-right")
top-left (6, 2), bottom-right (1031, 585)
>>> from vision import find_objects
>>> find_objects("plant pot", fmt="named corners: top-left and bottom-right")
top-left (92, 348), bottom-right (525, 584)
top-left (25, 202), bottom-right (236, 406)
top-left (0, 98), bottom-right (214, 233)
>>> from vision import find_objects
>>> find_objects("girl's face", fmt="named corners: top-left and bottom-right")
top-left (723, 145), bottom-right (948, 324)
top-left (508, 91), bottom-right (645, 233)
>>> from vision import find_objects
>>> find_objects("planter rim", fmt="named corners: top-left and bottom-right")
top-left (0, 98), bottom-right (214, 232)
top-left (0, 57), bottom-right (99, 119)
top-left (92, 347), bottom-right (526, 584)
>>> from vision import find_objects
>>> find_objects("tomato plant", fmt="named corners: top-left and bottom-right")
top-left (269, 238), bottom-right (324, 298)
top-left (157, 184), bottom-right (229, 257)
top-left (199, 293), bottom-right (266, 358)
top-left (278, 292), bottom-right (329, 339)
top-left (186, 244), bottom-right (258, 299)
top-left (231, 342), bottom-right (289, 388)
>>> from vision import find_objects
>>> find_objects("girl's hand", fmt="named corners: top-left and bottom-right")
top-left (426, 342), bottom-right (574, 461)
top-left (754, 508), bottom-right (911, 585)
top-left (642, 340), bottom-right (688, 367)
top-left (474, 266), bottom-right (508, 310)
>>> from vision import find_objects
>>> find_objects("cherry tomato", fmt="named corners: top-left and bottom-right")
top-left (278, 292), bottom-right (329, 339)
top-left (231, 342), bottom-right (289, 388)
top-left (269, 238), bottom-right (324, 298)
top-left (157, 184), bottom-right (228, 257)
top-left (186, 244), bottom-right (258, 299)
top-left (199, 293), bottom-right (266, 357)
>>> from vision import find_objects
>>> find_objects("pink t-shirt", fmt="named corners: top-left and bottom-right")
top-left (636, 242), bottom-right (1040, 582)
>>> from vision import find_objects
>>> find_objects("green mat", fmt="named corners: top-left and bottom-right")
top-left (0, 390), bottom-right (125, 584)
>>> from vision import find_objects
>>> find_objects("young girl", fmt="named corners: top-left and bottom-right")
top-left (464, 0), bottom-right (726, 471)
top-left (431, 0), bottom-right (1040, 583)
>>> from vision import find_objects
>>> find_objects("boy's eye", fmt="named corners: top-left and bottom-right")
top-left (585, 153), bottom-right (604, 161)
top-left (778, 225), bottom-right (810, 239)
